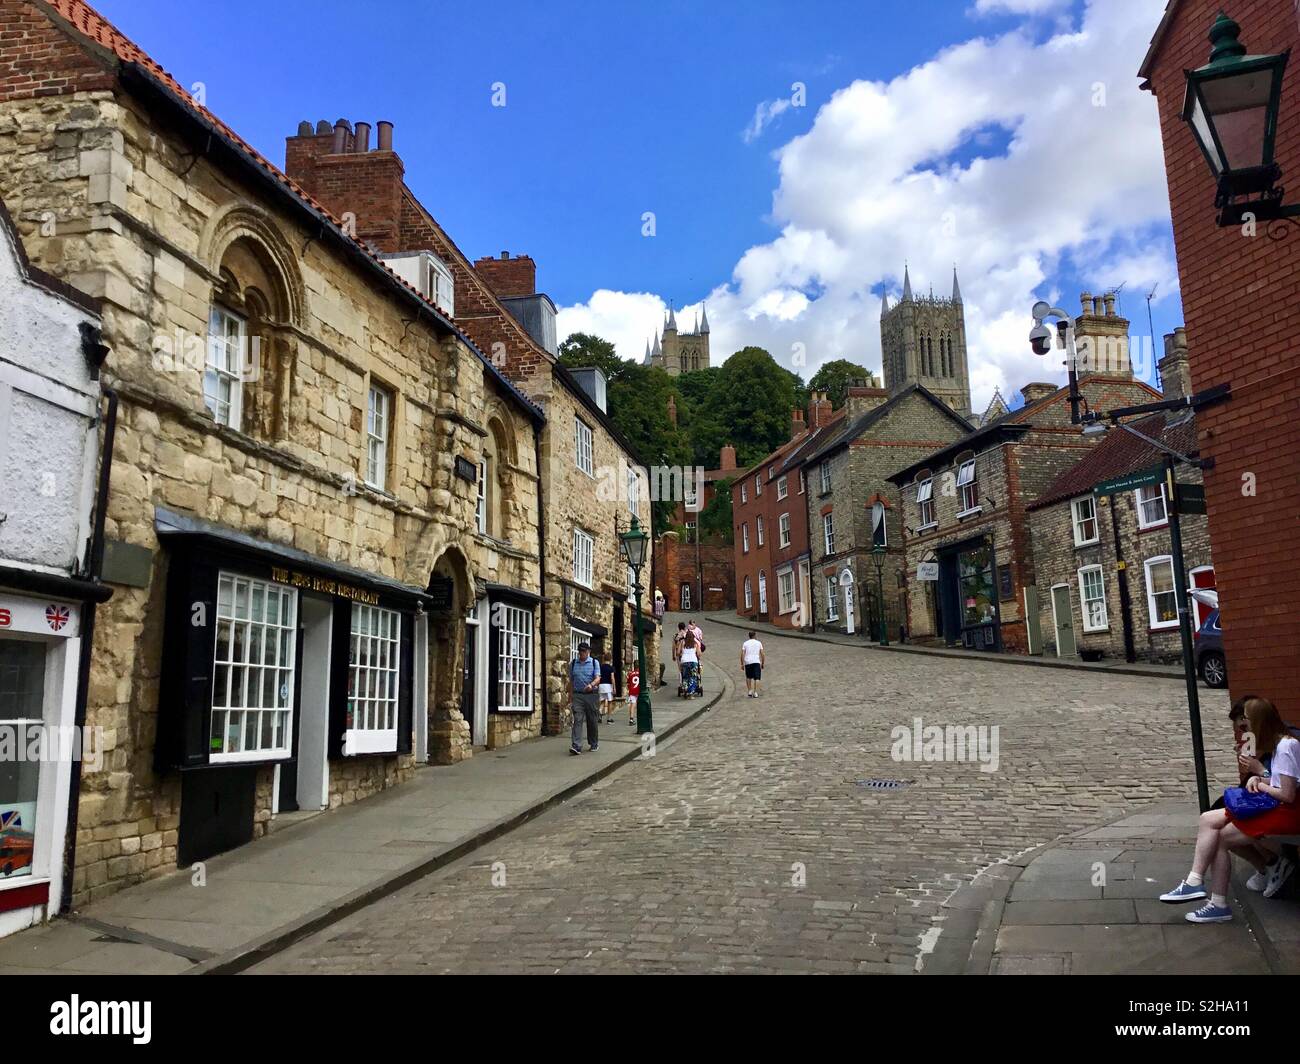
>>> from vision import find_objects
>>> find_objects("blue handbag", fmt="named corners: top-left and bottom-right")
top-left (1223, 786), bottom-right (1279, 819)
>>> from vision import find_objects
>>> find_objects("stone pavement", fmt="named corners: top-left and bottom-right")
top-left (0, 643), bottom-right (726, 975)
top-left (701, 610), bottom-right (1187, 682)
top-left (251, 615), bottom-right (1251, 975)
top-left (934, 801), bottom-right (1292, 975)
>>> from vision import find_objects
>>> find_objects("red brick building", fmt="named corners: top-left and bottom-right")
top-left (733, 393), bottom-right (844, 628)
top-left (1140, 1), bottom-right (1300, 717)
top-left (654, 444), bottom-right (738, 613)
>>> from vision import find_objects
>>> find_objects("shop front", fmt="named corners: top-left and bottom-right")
top-left (153, 508), bottom-right (431, 866)
top-left (935, 534), bottom-right (1002, 651)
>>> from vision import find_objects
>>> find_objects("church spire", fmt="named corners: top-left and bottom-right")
top-left (902, 264), bottom-right (913, 302)
top-left (666, 304), bottom-right (677, 332)
top-left (699, 302), bottom-right (710, 334)
top-left (652, 331), bottom-right (661, 357)
top-left (881, 290), bottom-right (889, 318)
top-left (952, 266), bottom-right (962, 303)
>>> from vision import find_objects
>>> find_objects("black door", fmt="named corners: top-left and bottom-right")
top-left (462, 623), bottom-right (476, 736)
top-left (612, 602), bottom-right (624, 694)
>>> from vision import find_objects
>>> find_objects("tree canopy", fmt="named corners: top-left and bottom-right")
top-left (808, 359), bottom-right (878, 409)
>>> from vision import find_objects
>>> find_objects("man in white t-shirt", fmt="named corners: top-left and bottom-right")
top-left (740, 631), bottom-right (765, 698)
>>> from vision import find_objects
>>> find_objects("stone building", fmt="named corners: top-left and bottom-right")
top-left (281, 118), bottom-right (658, 735)
top-left (0, 0), bottom-right (547, 903)
top-left (802, 383), bottom-right (973, 638)
top-left (654, 443), bottom-right (737, 613)
top-left (881, 267), bottom-right (972, 417)
top-left (733, 393), bottom-right (843, 629)
top-left (1027, 408), bottom-right (1212, 664)
top-left (0, 197), bottom-right (110, 934)
top-left (1139, 0), bottom-right (1300, 718)
top-left (643, 305), bottom-right (710, 375)
top-left (889, 373), bottom-right (1165, 654)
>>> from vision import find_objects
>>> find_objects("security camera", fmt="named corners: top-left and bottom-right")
top-left (1029, 323), bottom-right (1053, 356)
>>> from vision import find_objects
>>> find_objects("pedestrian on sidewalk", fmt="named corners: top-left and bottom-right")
top-left (679, 628), bottom-right (701, 697)
top-left (627, 664), bottom-right (640, 726)
top-left (598, 653), bottom-right (616, 724)
top-left (740, 631), bottom-right (765, 698)
top-left (672, 621), bottom-right (686, 676)
top-left (653, 588), bottom-right (665, 628)
top-left (569, 642), bottom-right (601, 755)
top-left (1159, 695), bottom-right (1300, 922)
top-left (688, 619), bottom-right (705, 658)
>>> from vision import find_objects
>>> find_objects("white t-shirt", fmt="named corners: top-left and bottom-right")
top-left (680, 646), bottom-right (698, 664)
top-left (1270, 735), bottom-right (1300, 789)
top-left (742, 639), bottom-right (764, 665)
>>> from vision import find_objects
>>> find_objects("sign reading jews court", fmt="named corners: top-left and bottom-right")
top-left (269, 566), bottom-right (380, 606)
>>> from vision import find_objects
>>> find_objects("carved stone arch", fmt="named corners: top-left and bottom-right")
top-left (200, 203), bottom-right (305, 326)
top-left (424, 541), bottom-right (478, 764)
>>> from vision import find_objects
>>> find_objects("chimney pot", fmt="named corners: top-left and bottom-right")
top-left (297, 120), bottom-right (313, 137)
top-left (376, 120), bottom-right (393, 151)
top-left (1080, 292), bottom-right (1092, 314)
top-left (331, 119), bottom-right (349, 154)
top-left (1092, 296), bottom-right (1103, 316)
top-left (354, 122), bottom-right (371, 152)
top-left (315, 119), bottom-right (332, 135)
top-left (1103, 292), bottom-right (1116, 316)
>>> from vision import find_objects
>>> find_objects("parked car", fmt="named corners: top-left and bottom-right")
top-left (1194, 608), bottom-right (1227, 688)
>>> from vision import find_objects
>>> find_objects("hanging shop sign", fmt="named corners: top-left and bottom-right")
top-left (916, 562), bottom-right (939, 581)
top-left (0, 596), bottom-right (79, 638)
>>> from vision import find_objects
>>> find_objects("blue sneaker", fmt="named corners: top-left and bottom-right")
top-left (1159, 880), bottom-right (1207, 903)
top-left (1185, 901), bottom-right (1232, 923)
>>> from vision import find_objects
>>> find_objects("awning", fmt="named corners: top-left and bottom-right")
top-left (154, 505), bottom-right (433, 607)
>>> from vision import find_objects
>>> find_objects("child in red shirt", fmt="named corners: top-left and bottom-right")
top-left (626, 667), bottom-right (640, 726)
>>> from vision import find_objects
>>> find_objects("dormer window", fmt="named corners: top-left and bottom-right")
top-left (379, 251), bottom-right (454, 317)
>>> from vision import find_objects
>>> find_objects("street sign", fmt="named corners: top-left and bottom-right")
top-left (916, 562), bottom-right (939, 581)
top-left (1175, 483), bottom-right (1207, 515)
top-left (1094, 465), bottom-right (1163, 498)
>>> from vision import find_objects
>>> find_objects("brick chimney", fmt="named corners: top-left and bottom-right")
top-left (790, 408), bottom-right (806, 440)
top-left (1019, 382), bottom-right (1059, 405)
top-left (719, 443), bottom-right (737, 471)
top-left (844, 379), bottom-right (889, 420)
top-left (807, 390), bottom-right (833, 429)
top-left (1159, 327), bottom-right (1192, 400)
top-left (473, 252), bottom-right (537, 298)
top-left (285, 118), bottom-right (404, 251)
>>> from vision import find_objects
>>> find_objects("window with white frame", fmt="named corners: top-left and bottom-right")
top-left (755, 474), bottom-right (763, 497)
top-left (776, 475), bottom-right (788, 500)
top-left (799, 468), bottom-right (807, 495)
top-left (956, 458), bottom-right (979, 514)
top-left (743, 575), bottom-right (753, 610)
top-left (1144, 555), bottom-right (1178, 629)
top-left (1078, 565), bottom-right (1108, 631)
top-left (627, 465), bottom-right (640, 517)
top-left (685, 520), bottom-right (697, 544)
top-left (740, 483), bottom-right (748, 504)
top-left (496, 603), bottom-right (533, 712)
top-left (1136, 483), bottom-right (1168, 529)
top-left (347, 605), bottom-right (401, 751)
top-left (777, 567), bottom-right (796, 614)
top-left (366, 383), bottom-right (392, 490)
top-left (569, 626), bottom-right (591, 663)
top-left (1072, 496), bottom-right (1099, 545)
top-left (476, 458), bottom-right (488, 533)
top-left (742, 523), bottom-right (750, 553)
top-left (426, 254), bottom-right (455, 317)
top-left (757, 515), bottom-right (765, 546)
top-left (779, 512), bottom-right (791, 548)
top-left (820, 462), bottom-right (832, 494)
top-left (917, 477), bottom-right (935, 528)
top-left (826, 576), bottom-right (839, 620)
top-left (823, 512), bottom-right (835, 555)
top-left (204, 305), bottom-right (245, 429)
top-left (574, 417), bottom-right (594, 477)
top-left (210, 572), bottom-right (296, 761)
top-left (573, 528), bottom-right (594, 588)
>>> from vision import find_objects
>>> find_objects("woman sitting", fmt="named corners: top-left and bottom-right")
top-left (1160, 695), bottom-right (1300, 922)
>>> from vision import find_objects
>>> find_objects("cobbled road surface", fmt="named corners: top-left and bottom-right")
top-left (254, 619), bottom-right (1229, 974)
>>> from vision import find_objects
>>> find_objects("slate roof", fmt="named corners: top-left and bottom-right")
top-left (802, 384), bottom-right (974, 467)
top-left (1027, 411), bottom-right (1198, 512)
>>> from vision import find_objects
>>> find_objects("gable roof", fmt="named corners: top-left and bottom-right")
top-left (1027, 410), bottom-right (1198, 512)
top-left (802, 384), bottom-right (974, 467)
top-left (1137, 0), bottom-right (1184, 87)
top-left (732, 409), bottom-right (848, 484)
top-left (36, 0), bottom-right (543, 425)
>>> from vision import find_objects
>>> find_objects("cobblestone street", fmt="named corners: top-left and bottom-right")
top-left (253, 620), bottom-right (1233, 974)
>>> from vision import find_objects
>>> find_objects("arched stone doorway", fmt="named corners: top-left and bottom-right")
top-left (427, 545), bottom-right (474, 764)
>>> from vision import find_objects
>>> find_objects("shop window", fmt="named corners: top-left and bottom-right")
top-left (0, 638), bottom-right (44, 881)
top-left (569, 626), bottom-right (591, 663)
top-left (958, 545), bottom-right (995, 627)
top-left (496, 604), bottom-right (533, 712)
top-left (211, 573), bottom-right (297, 762)
top-left (346, 605), bottom-right (401, 753)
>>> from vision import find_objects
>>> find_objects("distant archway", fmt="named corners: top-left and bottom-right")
top-left (426, 545), bottom-right (476, 764)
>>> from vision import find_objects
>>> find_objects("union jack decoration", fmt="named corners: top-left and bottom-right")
top-left (0, 810), bottom-right (23, 832)
top-left (45, 604), bottom-right (70, 632)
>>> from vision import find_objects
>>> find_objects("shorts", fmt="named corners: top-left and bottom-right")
top-left (744, 663), bottom-right (762, 680)
top-left (598, 683), bottom-right (614, 699)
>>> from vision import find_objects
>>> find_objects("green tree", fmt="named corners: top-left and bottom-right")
top-left (705, 347), bottom-right (801, 467)
top-left (697, 478), bottom-right (733, 543)
top-left (557, 332), bottom-right (626, 383)
top-left (808, 359), bottom-right (877, 409)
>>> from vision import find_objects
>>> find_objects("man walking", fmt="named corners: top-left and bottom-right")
top-left (569, 642), bottom-right (600, 754)
top-left (740, 630), bottom-right (765, 698)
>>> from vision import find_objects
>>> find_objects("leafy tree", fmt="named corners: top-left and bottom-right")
top-left (697, 478), bottom-right (733, 543)
top-left (809, 359), bottom-right (877, 409)
top-left (557, 332), bottom-right (626, 383)
top-left (704, 347), bottom-right (801, 467)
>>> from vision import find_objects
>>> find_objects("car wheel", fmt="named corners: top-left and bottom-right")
top-left (1200, 651), bottom-right (1227, 688)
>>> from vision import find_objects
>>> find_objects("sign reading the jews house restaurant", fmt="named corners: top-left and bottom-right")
top-left (269, 566), bottom-right (380, 606)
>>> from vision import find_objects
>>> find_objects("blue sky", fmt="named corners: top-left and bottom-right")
top-left (95, 0), bottom-right (1183, 409)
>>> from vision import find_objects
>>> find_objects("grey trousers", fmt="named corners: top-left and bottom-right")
top-left (571, 691), bottom-right (600, 749)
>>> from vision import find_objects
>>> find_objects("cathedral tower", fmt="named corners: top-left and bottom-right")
top-left (644, 304), bottom-right (710, 375)
top-left (880, 266), bottom-right (972, 417)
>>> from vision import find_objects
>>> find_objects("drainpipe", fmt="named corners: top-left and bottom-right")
top-left (535, 427), bottom-right (547, 736)
top-left (61, 385), bottom-right (117, 913)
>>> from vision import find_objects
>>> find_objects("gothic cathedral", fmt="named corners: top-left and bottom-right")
top-left (644, 305), bottom-right (710, 375)
top-left (880, 266), bottom-right (972, 418)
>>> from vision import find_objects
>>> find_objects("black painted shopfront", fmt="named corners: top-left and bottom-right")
top-left (935, 533), bottom-right (1002, 651)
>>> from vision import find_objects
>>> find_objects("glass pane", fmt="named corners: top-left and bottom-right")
top-left (213, 664), bottom-right (229, 709)
top-left (0, 640), bottom-right (46, 722)
top-left (279, 631), bottom-right (293, 668)
top-left (262, 669), bottom-right (276, 709)
top-left (281, 592), bottom-right (295, 629)
top-left (210, 711), bottom-right (226, 754)
top-left (230, 665), bottom-right (245, 709)
top-left (251, 585), bottom-right (264, 624)
top-left (247, 666), bottom-right (262, 709)
top-left (232, 623), bottom-right (247, 665)
top-left (215, 621), bottom-right (231, 663)
top-left (265, 590), bottom-right (280, 627)
top-left (217, 575), bottom-right (233, 615)
top-left (260, 711), bottom-right (273, 750)
top-left (234, 579), bottom-right (249, 620)
top-left (248, 625), bottom-right (263, 666)
top-left (243, 711), bottom-right (257, 751)
top-left (227, 713), bottom-right (243, 753)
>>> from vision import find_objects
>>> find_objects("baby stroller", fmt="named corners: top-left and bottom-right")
top-left (678, 660), bottom-right (703, 698)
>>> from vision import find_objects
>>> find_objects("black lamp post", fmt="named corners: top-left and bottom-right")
top-left (1182, 12), bottom-right (1294, 227)
top-left (619, 515), bottom-right (653, 734)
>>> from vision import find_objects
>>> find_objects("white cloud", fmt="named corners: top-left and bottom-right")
top-left (972, 0), bottom-right (1071, 15)
top-left (557, 0), bottom-right (1178, 412)
top-left (742, 97), bottom-right (793, 143)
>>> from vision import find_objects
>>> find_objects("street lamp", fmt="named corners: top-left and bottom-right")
top-left (1182, 12), bottom-right (1294, 227)
top-left (619, 515), bottom-right (653, 734)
